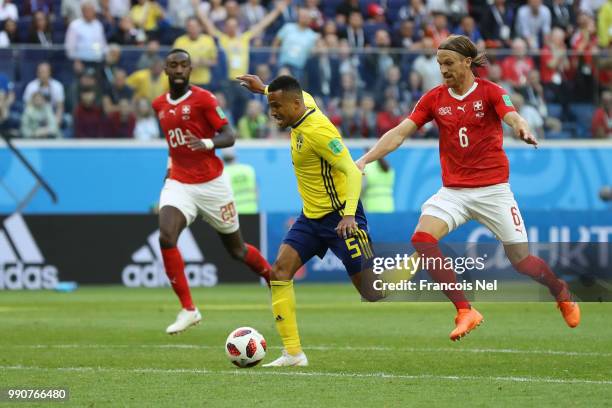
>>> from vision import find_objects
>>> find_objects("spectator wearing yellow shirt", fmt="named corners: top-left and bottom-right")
top-left (598, 0), bottom-right (612, 48)
top-left (130, 0), bottom-right (165, 39)
top-left (126, 57), bottom-right (169, 102)
top-left (196, 0), bottom-right (287, 118)
top-left (172, 17), bottom-right (217, 88)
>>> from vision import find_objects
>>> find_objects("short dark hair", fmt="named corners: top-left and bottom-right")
top-left (268, 75), bottom-right (302, 95)
top-left (166, 48), bottom-right (190, 60)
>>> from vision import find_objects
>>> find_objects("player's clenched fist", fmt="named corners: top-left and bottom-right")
top-left (185, 129), bottom-right (215, 151)
top-left (355, 159), bottom-right (366, 174)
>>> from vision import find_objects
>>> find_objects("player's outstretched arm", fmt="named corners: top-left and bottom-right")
top-left (355, 119), bottom-right (417, 172)
top-left (236, 74), bottom-right (319, 109)
top-left (210, 124), bottom-right (236, 149)
top-left (193, 0), bottom-right (220, 38)
top-left (236, 74), bottom-right (266, 94)
top-left (249, 0), bottom-right (289, 38)
top-left (503, 111), bottom-right (538, 147)
top-left (185, 125), bottom-right (236, 151)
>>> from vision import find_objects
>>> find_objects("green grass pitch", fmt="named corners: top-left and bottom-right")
top-left (1, 284), bottom-right (611, 407)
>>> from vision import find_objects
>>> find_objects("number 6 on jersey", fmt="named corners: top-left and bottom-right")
top-left (459, 127), bottom-right (469, 148)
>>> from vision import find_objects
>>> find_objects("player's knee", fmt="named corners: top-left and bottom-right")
top-left (270, 262), bottom-right (292, 281)
top-left (411, 231), bottom-right (438, 254)
top-left (159, 228), bottom-right (178, 248)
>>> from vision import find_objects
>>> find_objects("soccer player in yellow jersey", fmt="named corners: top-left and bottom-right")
top-left (238, 74), bottom-right (379, 367)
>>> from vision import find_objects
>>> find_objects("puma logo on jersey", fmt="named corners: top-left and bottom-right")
top-left (457, 105), bottom-right (466, 112)
top-left (169, 109), bottom-right (176, 115)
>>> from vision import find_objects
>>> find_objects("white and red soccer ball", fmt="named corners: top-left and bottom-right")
top-left (225, 327), bottom-right (267, 368)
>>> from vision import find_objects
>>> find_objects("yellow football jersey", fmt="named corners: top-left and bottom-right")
top-left (290, 92), bottom-right (357, 219)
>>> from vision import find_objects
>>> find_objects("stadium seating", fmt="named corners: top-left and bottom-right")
top-left (0, 0), bottom-right (607, 139)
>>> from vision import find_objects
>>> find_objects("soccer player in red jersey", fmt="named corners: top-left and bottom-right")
top-left (357, 35), bottom-right (580, 341)
top-left (152, 49), bottom-right (271, 334)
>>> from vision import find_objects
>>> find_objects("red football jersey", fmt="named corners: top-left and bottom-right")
top-left (152, 86), bottom-right (228, 184)
top-left (409, 78), bottom-right (516, 187)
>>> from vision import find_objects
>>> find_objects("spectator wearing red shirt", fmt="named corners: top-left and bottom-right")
top-left (592, 91), bottom-right (612, 138)
top-left (107, 98), bottom-right (136, 138)
top-left (425, 12), bottom-right (450, 48)
top-left (540, 27), bottom-right (574, 118)
top-left (571, 13), bottom-right (599, 101)
top-left (501, 38), bottom-right (535, 90)
top-left (376, 97), bottom-right (402, 137)
top-left (73, 89), bottom-right (105, 138)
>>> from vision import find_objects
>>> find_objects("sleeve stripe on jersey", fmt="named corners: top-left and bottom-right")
top-left (356, 229), bottom-right (374, 259)
top-left (320, 158), bottom-right (343, 212)
top-left (323, 160), bottom-right (344, 210)
top-left (324, 160), bottom-right (343, 210)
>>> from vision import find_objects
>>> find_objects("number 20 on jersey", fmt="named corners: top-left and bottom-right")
top-left (168, 128), bottom-right (186, 147)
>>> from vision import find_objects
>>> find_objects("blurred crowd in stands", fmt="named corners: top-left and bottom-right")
top-left (0, 0), bottom-right (610, 139)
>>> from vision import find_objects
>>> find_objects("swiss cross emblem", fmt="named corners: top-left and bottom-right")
top-left (473, 100), bottom-right (483, 111)
top-left (182, 105), bottom-right (191, 115)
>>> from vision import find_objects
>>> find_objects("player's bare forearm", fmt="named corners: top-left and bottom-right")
top-left (236, 75), bottom-right (266, 94)
top-left (250, 0), bottom-right (288, 37)
top-left (356, 119), bottom-right (416, 170)
top-left (503, 111), bottom-right (538, 147)
top-left (211, 124), bottom-right (236, 149)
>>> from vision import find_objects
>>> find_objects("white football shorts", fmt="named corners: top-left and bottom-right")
top-left (421, 183), bottom-right (528, 244)
top-left (159, 172), bottom-right (239, 234)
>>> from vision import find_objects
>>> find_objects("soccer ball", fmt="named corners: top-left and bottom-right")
top-left (225, 327), bottom-right (267, 368)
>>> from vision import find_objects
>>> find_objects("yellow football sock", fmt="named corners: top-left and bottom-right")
top-left (383, 252), bottom-right (421, 284)
top-left (270, 280), bottom-right (302, 356)
top-left (381, 252), bottom-right (421, 299)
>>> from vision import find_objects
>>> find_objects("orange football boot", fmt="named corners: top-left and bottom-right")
top-left (450, 308), bottom-right (484, 341)
top-left (556, 280), bottom-right (580, 328)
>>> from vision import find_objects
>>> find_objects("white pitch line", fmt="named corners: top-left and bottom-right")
top-left (14, 344), bottom-right (612, 357)
top-left (1, 365), bottom-right (611, 386)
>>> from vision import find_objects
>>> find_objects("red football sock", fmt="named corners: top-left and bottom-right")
top-left (244, 243), bottom-right (271, 283)
top-left (514, 255), bottom-right (566, 300)
top-left (411, 231), bottom-right (471, 310)
top-left (161, 247), bottom-right (195, 310)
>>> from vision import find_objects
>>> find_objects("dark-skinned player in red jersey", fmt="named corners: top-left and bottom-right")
top-left (152, 49), bottom-right (271, 334)
top-left (357, 35), bottom-right (580, 341)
